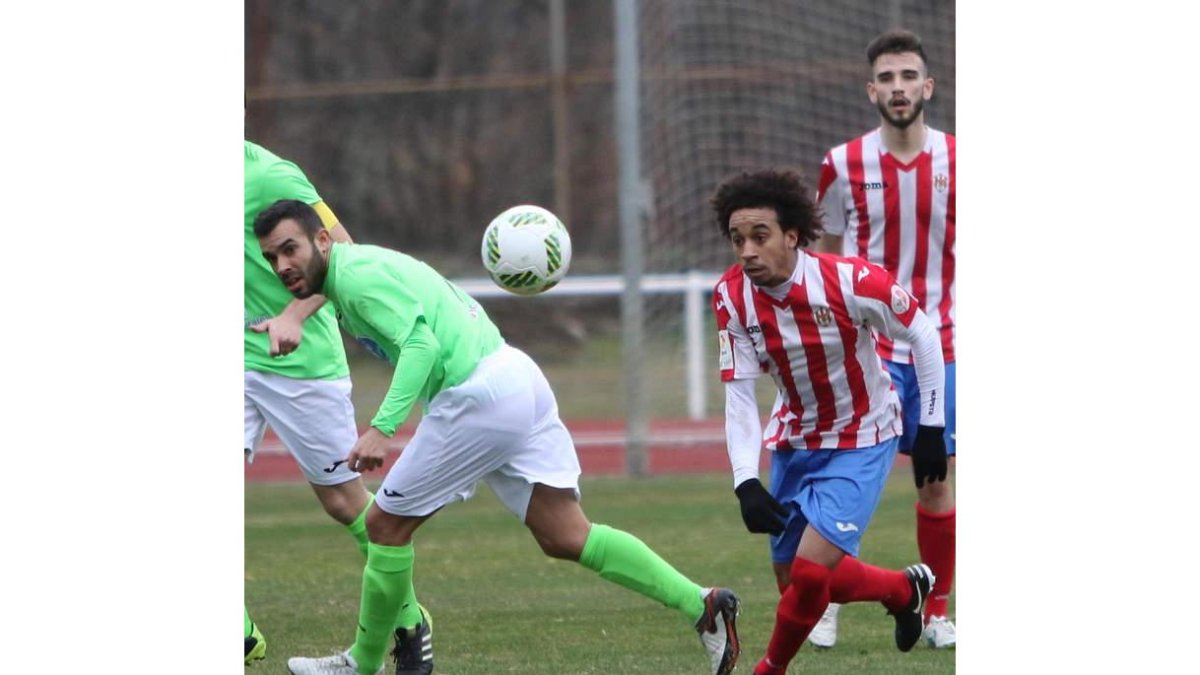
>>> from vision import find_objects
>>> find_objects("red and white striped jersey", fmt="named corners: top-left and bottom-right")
top-left (816, 127), bottom-right (956, 364)
top-left (713, 252), bottom-right (925, 451)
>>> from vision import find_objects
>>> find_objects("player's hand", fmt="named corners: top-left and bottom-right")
top-left (249, 313), bottom-right (304, 357)
top-left (734, 478), bottom-right (789, 535)
top-left (347, 427), bottom-right (391, 473)
top-left (911, 425), bottom-right (948, 488)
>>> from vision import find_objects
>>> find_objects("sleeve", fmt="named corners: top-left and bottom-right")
top-left (724, 378), bottom-right (763, 488)
top-left (850, 261), bottom-right (946, 426)
top-left (815, 151), bottom-right (849, 237)
top-left (344, 272), bottom-right (433, 434)
top-left (712, 281), bottom-right (761, 382)
top-left (260, 159), bottom-right (322, 206)
top-left (370, 318), bottom-right (440, 436)
top-left (261, 159), bottom-right (340, 229)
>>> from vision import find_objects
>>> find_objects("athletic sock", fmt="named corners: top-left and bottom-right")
top-left (916, 503), bottom-right (955, 619)
top-left (345, 492), bottom-right (376, 559)
top-left (350, 542), bottom-right (420, 674)
top-left (578, 523), bottom-right (706, 623)
top-left (762, 557), bottom-right (831, 671)
top-left (828, 556), bottom-right (912, 612)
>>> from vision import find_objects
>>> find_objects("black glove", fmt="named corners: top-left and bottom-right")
top-left (734, 478), bottom-right (789, 535)
top-left (911, 425), bottom-right (948, 489)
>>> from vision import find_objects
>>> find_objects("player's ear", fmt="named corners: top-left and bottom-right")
top-left (923, 76), bottom-right (934, 101)
top-left (866, 80), bottom-right (878, 103)
top-left (784, 228), bottom-right (799, 249)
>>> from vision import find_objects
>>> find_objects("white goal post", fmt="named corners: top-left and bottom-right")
top-left (452, 272), bottom-right (721, 421)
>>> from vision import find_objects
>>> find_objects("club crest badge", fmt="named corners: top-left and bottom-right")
top-left (814, 306), bottom-right (833, 327)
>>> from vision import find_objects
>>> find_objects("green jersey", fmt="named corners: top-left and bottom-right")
top-left (323, 242), bottom-right (503, 435)
top-left (244, 141), bottom-right (349, 379)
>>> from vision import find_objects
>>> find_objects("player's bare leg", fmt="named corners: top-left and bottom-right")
top-left (311, 478), bottom-right (372, 524)
top-left (311, 478), bottom-right (377, 560)
top-left (525, 483), bottom-right (741, 675)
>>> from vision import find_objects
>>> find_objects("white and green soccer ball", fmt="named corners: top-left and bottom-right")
top-left (481, 204), bottom-right (572, 296)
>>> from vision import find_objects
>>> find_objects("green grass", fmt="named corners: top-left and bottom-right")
top-left (246, 471), bottom-right (955, 674)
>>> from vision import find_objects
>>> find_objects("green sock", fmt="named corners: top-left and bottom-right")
top-left (578, 523), bottom-right (706, 623)
top-left (350, 542), bottom-right (422, 675)
top-left (244, 604), bottom-right (253, 638)
top-left (345, 492), bottom-right (375, 559)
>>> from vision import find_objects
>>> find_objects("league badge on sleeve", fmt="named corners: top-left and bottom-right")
top-left (718, 330), bottom-right (733, 370)
top-left (890, 285), bottom-right (911, 315)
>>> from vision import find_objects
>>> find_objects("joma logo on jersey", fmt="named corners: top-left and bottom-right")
top-left (934, 174), bottom-right (949, 191)
top-left (856, 180), bottom-right (889, 191)
top-left (813, 306), bottom-right (833, 327)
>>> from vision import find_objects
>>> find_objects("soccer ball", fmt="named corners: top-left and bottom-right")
top-left (481, 204), bottom-right (572, 296)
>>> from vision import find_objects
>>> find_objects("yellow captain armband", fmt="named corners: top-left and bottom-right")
top-left (311, 201), bottom-right (339, 230)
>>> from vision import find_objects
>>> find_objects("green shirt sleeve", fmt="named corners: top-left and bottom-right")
top-left (343, 272), bottom-right (434, 435)
top-left (261, 159), bottom-right (321, 206)
top-left (370, 319), bottom-right (440, 435)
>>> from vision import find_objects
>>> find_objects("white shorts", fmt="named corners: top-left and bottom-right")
top-left (376, 344), bottom-right (581, 522)
top-left (244, 370), bottom-right (361, 486)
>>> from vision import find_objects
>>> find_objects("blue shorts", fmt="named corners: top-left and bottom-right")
top-left (767, 437), bottom-right (900, 562)
top-left (887, 360), bottom-right (956, 457)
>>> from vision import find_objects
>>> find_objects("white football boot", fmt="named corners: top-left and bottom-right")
top-left (287, 650), bottom-right (383, 675)
top-left (923, 615), bottom-right (957, 649)
top-left (807, 602), bottom-right (841, 649)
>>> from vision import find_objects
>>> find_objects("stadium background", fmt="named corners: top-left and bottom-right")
top-left (244, 0), bottom-right (955, 470)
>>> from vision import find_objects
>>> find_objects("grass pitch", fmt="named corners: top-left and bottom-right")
top-left (246, 471), bottom-right (954, 674)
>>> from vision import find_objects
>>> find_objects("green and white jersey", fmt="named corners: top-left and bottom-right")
top-left (322, 242), bottom-right (503, 434)
top-left (244, 141), bottom-right (349, 379)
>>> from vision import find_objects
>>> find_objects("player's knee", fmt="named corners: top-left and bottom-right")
top-left (316, 492), bottom-right (357, 525)
top-left (312, 479), bottom-right (370, 525)
top-left (365, 507), bottom-right (418, 546)
top-left (788, 557), bottom-right (832, 596)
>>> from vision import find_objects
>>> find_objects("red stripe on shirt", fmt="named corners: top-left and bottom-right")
top-left (819, 258), bottom-right (869, 448)
top-left (938, 135), bottom-right (956, 362)
top-left (874, 154), bottom-right (903, 362)
top-left (753, 288), bottom-right (805, 440)
top-left (788, 280), bottom-right (836, 448)
top-left (846, 138), bottom-right (872, 258)
top-left (912, 152), bottom-right (932, 311)
top-left (881, 154), bottom-right (902, 280)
